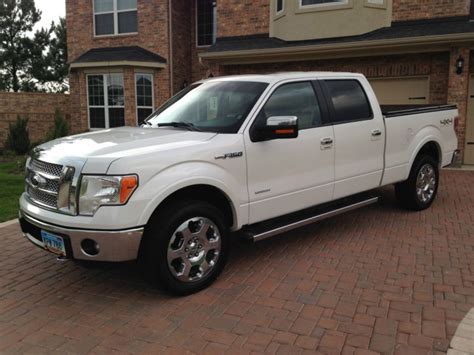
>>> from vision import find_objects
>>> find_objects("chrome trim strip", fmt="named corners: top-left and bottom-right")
top-left (251, 197), bottom-right (379, 242)
top-left (32, 170), bottom-right (61, 181)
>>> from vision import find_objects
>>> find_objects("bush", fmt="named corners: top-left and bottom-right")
top-left (47, 108), bottom-right (69, 141)
top-left (5, 117), bottom-right (30, 155)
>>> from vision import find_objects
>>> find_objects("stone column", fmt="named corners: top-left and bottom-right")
top-left (447, 47), bottom-right (470, 164)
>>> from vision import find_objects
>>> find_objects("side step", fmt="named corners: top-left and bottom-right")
top-left (242, 195), bottom-right (379, 242)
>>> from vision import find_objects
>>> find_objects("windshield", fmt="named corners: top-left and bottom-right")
top-left (145, 81), bottom-right (269, 133)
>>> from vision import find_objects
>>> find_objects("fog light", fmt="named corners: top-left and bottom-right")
top-left (81, 239), bottom-right (100, 256)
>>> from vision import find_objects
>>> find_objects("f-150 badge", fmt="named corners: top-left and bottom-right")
top-left (215, 152), bottom-right (243, 160)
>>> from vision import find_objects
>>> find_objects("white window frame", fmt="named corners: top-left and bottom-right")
top-left (87, 73), bottom-right (125, 130)
top-left (299, 0), bottom-right (348, 9)
top-left (195, 0), bottom-right (217, 48)
top-left (93, 0), bottom-right (138, 37)
top-left (276, 0), bottom-right (284, 15)
top-left (135, 73), bottom-right (155, 125)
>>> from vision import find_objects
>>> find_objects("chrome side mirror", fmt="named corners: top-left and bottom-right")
top-left (255, 116), bottom-right (298, 141)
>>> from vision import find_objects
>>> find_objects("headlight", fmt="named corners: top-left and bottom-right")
top-left (79, 175), bottom-right (138, 216)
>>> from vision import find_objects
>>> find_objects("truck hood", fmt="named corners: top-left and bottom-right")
top-left (33, 127), bottom-right (217, 174)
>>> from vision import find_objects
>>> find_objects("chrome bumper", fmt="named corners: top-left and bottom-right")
top-left (19, 210), bottom-right (144, 262)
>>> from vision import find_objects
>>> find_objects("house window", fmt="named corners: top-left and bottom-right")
top-left (136, 73), bottom-right (154, 125)
top-left (276, 0), bottom-right (284, 14)
top-left (196, 0), bottom-right (216, 47)
top-left (87, 74), bottom-right (125, 129)
top-left (300, 0), bottom-right (347, 7)
top-left (93, 0), bottom-right (137, 36)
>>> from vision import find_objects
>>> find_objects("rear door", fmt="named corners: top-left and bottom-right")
top-left (320, 79), bottom-right (385, 199)
top-left (245, 80), bottom-right (335, 224)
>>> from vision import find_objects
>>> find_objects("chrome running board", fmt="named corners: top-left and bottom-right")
top-left (245, 196), bottom-right (379, 242)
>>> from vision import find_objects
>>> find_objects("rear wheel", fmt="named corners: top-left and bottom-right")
top-left (395, 155), bottom-right (439, 211)
top-left (141, 200), bottom-right (229, 295)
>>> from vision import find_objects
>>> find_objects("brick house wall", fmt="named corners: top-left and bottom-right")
top-left (66, 0), bottom-right (172, 132)
top-left (0, 93), bottom-right (70, 148)
top-left (221, 53), bottom-right (450, 105)
top-left (392, 0), bottom-right (470, 21)
top-left (171, 0), bottom-right (193, 94)
top-left (66, 0), bottom-right (170, 63)
top-left (217, 0), bottom-right (270, 37)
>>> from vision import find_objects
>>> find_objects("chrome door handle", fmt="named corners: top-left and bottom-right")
top-left (371, 129), bottom-right (382, 137)
top-left (321, 137), bottom-right (333, 145)
top-left (320, 137), bottom-right (333, 150)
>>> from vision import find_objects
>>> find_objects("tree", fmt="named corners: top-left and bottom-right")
top-left (0, 0), bottom-right (41, 92)
top-left (47, 18), bottom-right (68, 91)
top-left (0, 1), bottom-right (68, 92)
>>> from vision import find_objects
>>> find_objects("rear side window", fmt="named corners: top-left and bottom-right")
top-left (324, 80), bottom-right (372, 123)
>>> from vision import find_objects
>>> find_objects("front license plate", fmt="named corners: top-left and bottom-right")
top-left (41, 230), bottom-right (66, 256)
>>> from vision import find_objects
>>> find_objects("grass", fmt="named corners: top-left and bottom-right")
top-left (0, 159), bottom-right (26, 222)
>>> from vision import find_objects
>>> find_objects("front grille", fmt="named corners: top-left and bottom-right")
top-left (29, 159), bottom-right (63, 177)
top-left (26, 185), bottom-right (58, 208)
top-left (25, 159), bottom-right (63, 209)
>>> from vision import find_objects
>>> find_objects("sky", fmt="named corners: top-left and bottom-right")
top-left (34, 0), bottom-right (66, 31)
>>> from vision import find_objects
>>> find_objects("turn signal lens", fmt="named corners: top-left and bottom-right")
top-left (120, 175), bottom-right (138, 204)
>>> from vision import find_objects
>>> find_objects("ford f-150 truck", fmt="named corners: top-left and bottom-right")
top-left (20, 72), bottom-right (459, 294)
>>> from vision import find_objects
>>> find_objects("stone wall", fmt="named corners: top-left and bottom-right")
top-left (0, 92), bottom-right (71, 149)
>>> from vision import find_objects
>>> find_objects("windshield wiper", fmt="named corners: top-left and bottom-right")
top-left (157, 122), bottom-right (201, 131)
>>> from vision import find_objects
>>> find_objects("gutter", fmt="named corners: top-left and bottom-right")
top-left (70, 61), bottom-right (167, 69)
top-left (199, 32), bottom-right (474, 64)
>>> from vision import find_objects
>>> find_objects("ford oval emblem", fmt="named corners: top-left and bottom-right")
top-left (31, 173), bottom-right (47, 189)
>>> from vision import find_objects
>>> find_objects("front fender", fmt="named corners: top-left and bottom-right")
top-left (134, 161), bottom-right (247, 229)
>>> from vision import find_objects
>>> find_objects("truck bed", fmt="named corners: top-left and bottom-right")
top-left (381, 104), bottom-right (457, 117)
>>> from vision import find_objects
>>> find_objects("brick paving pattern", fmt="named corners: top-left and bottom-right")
top-left (0, 170), bottom-right (473, 354)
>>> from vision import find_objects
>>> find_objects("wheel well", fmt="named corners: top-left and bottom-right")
top-left (417, 141), bottom-right (440, 165)
top-left (151, 185), bottom-right (235, 228)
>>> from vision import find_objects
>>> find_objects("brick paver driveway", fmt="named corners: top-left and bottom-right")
top-left (1, 170), bottom-right (474, 354)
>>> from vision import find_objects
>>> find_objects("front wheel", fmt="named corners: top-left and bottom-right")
top-left (141, 200), bottom-right (229, 295)
top-left (395, 155), bottom-right (439, 211)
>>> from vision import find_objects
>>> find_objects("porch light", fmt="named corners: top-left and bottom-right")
top-left (456, 55), bottom-right (464, 75)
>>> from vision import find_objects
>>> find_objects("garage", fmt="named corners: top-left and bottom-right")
top-left (369, 76), bottom-right (430, 105)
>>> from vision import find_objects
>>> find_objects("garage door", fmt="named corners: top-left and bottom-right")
top-left (369, 77), bottom-right (429, 105)
top-left (464, 75), bottom-right (474, 165)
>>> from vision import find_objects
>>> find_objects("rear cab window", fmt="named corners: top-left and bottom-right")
top-left (322, 79), bottom-right (373, 124)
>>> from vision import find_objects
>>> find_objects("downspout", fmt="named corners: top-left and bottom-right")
top-left (168, 0), bottom-right (174, 96)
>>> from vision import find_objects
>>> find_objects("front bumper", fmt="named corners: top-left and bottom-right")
top-left (19, 210), bottom-right (144, 262)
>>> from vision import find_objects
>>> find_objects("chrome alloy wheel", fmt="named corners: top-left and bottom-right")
top-left (167, 217), bottom-right (221, 282)
top-left (416, 163), bottom-right (437, 203)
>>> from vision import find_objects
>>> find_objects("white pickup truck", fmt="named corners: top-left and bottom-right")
top-left (20, 72), bottom-right (459, 294)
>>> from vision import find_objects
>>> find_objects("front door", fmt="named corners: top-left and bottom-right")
top-left (245, 80), bottom-right (335, 224)
top-left (464, 75), bottom-right (474, 164)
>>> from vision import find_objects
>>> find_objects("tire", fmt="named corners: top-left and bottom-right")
top-left (140, 200), bottom-right (230, 295)
top-left (395, 155), bottom-right (439, 211)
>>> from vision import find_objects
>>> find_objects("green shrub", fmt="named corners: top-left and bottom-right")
top-left (5, 117), bottom-right (30, 155)
top-left (47, 108), bottom-right (69, 141)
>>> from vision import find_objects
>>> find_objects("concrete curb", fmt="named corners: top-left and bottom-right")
top-left (0, 219), bottom-right (18, 229)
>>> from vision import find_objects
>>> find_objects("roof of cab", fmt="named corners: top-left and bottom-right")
top-left (198, 72), bottom-right (365, 84)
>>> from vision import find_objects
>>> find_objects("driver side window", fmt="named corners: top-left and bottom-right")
top-left (256, 81), bottom-right (322, 130)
